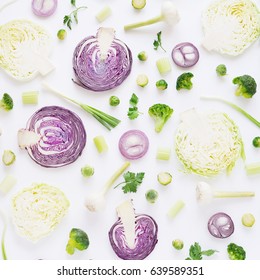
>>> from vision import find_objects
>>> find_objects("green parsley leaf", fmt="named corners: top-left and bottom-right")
top-left (63, 6), bottom-right (87, 30)
top-left (186, 242), bottom-right (218, 260)
top-left (153, 31), bottom-right (166, 52)
top-left (129, 93), bottom-right (138, 106)
top-left (71, 0), bottom-right (76, 7)
top-left (114, 172), bottom-right (145, 193)
top-left (128, 93), bottom-right (142, 120)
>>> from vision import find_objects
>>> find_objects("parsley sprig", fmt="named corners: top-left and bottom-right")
top-left (114, 171), bottom-right (145, 193)
top-left (127, 93), bottom-right (142, 120)
top-left (186, 242), bottom-right (218, 260)
top-left (63, 0), bottom-right (87, 30)
top-left (153, 31), bottom-right (166, 52)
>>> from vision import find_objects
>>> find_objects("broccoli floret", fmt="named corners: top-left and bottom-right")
top-left (66, 228), bottom-right (90, 255)
top-left (148, 103), bottom-right (174, 133)
top-left (176, 72), bottom-right (194, 91)
top-left (216, 64), bottom-right (227, 76)
top-left (232, 75), bottom-right (257, 98)
top-left (0, 93), bottom-right (13, 111)
top-left (227, 243), bottom-right (246, 260)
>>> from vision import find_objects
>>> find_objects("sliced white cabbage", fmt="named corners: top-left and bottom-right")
top-left (175, 108), bottom-right (244, 176)
top-left (11, 183), bottom-right (69, 242)
top-left (0, 19), bottom-right (54, 81)
top-left (202, 0), bottom-right (260, 56)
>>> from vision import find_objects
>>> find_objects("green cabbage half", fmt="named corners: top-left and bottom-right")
top-left (0, 19), bottom-right (54, 81)
top-left (201, 0), bottom-right (260, 56)
top-left (175, 109), bottom-right (244, 176)
top-left (11, 183), bottom-right (70, 242)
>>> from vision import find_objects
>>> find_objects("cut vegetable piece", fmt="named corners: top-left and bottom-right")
top-left (137, 51), bottom-right (148, 61)
top-left (132, 0), bottom-right (146, 9)
top-left (245, 162), bottom-right (260, 175)
top-left (241, 213), bottom-right (255, 227)
top-left (93, 135), bottom-right (108, 153)
top-left (156, 57), bottom-right (172, 75)
top-left (118, 130), bottom-right (149, 160)
top-left (2, 150), bottom-right (16, 166)
top-left (167, 200), bottom-right (185, 218)
top-left (32, 0), bottom-right (58, 17)
top-left (136, 74), bottom-right (149, 87)
top-left (156, 147), bottom-right (171, 160)
top-left (73, 27), bottom-right (132, 91)
top-left (172, 42), bottom-right (199, 68)
top-left (0, 175), bottom-right (17, 194)
top-left (18, 106), bottom-right (86, 168)
top-left (157, 172), bottom-right (172, 186)
top-left (96, 6), bottom-right (112, 22)
top-left (208, 212), bottom-right (234, 238)
top-left (22, 91), bottom-right (39, 104)
top-left (108, 199), bottom-right (158, 259)
top-left (81, 165), bottom-right (94, 177)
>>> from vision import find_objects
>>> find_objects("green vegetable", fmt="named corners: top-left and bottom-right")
top-left (2, 150), bottom-right (16, 166)
top-left (0, 174), bottom-right (16, 194)
top-left (128, 93), bottom-right (142, 120)
top-left (233, 74), bottom-right (257, 98)
top-left (252, 136), bottom-right (260, 147)
top-left (22, 91), bottom-right (39, 104)
top-left (167, 200), bottom-right (185, 218)
top-left (156, 79), bottom-right (168, 90)
top-left (109, 96), bottom-right (120, 107)
top-left (176, 72), bottom-right (194, 91)
top-left (227, 243), bottom-right (246, 260)
top-left (114, 171), bottom-right (145, 193)
top-left (66, 228), bottom-right (90, 255)
top-left (216, 64), bottom-right (227, 76)
top-left (145, 189), bottom-right (158, 203)
top-left (136, 74), bottom-right (149, 87)
top-left (157, 172), bottom-right (172, 186)
top-left (148, 103), bottom-right (174, 132)
top-left (81, 165), bottom-right (94, 178)
top-left (95, 6), bottom-right (112, 22)
top-left (42, 82), bottom-right (121, 130)
top-left (156, 147), bottom-right (171, 160)
top-left (245, 162), bottom-right (260, 175)
top-left (153, 31), bottom-right (166, 52)
top-left (132, 0), bottom-right (146, 9)
top-left (0, 211), bottom-right (7, 260)
top-left (93, 135), bottom-right (108, 153)
top-left (156, 57), bottom-right (172, 75)
top-left (57, 29), bottom-right (67, 40)
top-left (137, 51), bottom-right (148, 61)
top-left (200, 96), bottom-right (260, 128)
top-left (63, 1), bottom-right (87, 30)
top-left (186, 242), bottom-right (218, 260)
top-left (0, 93), bottom-right (13, 111)
top-left (242, 213), bottom-right (255, 227)
top-left (172, 239), bottom-right (184, 250)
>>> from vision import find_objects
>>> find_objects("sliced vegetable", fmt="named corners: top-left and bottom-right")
top-left (167, 200), bottom-right (185, 218)
top-left (11, 183), bottom-right (70, 242)
top-left (171, 42), bottom-right (199, 68)
top-left (96, 6), bottom-right (112, 22)
top-left (118, 129), bottom-right (149, 160)
top-left (108, 200), bottom-right (158, 260)
top-left (22, 91), bottom-right (39, 105)
top-left (156, 147), bottom-right (171, 160)
top-left (175, 108), bottom-right (244, 176)
top-left (81, 165), bottom-right (94, 178)
top-left (2, 150), bottom-right (16, 166)
top-left (156, 57), bottom-right (172, 75)
top-left (32, 0), bottom-right (58, 17)
top-left (93, 135), bottom-right (108, 153)
top-left (132, 0), bottom-right (146, 9)
top-left (241, 213), bottom-right (255, 227)
top-left (66, 228), bottom-right (89, 255)
top-left (0, 20), bottom-right (54, 81)
top-left (145, 189), bottom-right (158, 204)
top-left (0, 174), bottom-right (16, 194)
top-left (18, 106), bottom-right (86, 168)
top-left (72, 27), bottom-right (132, 91)
top-left (157, 172), bottom-right (172, 186)
top-left (208, 212), bottom-right (234, 238)
top-left (201, 0), bottom-right (260, 56)
top-left (136, 74), bottom-right (149, 87)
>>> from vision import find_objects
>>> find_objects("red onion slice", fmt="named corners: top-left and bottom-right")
top-left (171, 42), bottom-right (199, 68)
top-left (32, 0), bottom-right (57, 17)
top-left (25, 106), bottom-right (86, 168)
top-left (208, 212), bottom-right (234, 238)
top-left (109, 214), bottom-right (158, 260)
top-left (118, 130), bottom-right (149, 160)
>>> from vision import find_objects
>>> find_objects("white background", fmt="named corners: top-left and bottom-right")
top-left (0, 0), bottom-right (260, 260)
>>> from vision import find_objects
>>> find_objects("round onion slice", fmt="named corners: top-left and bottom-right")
top-left (208, 212), bottom-right (234, 238)
top-left (72, 28), bottom-right (132, 92)
top-left (171, 42), bottom-right (199, 68)
top-left (109, 214), bottom-right (158, 260)
top-left (25, 106), bottom-right (86, 168)
top-left (118, 130), bottom-right (149, 160)
top-left (32, 0), bottom-right (58, 17)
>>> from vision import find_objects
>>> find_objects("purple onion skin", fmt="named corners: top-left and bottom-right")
top-left (109, 214), bottom-right (158, 260)
top-left (26, 106), bottom-right (86, 168)
top-left (32, 0), bottom-right (58, 17)
top-left (208, 212), bottom-right (234, 239)
top-left (72, 36), bottom-right (133, 92)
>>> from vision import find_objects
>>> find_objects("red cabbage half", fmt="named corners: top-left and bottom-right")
top-left (72, 27), bottom-right (132, 92)
top-left (19, 106), bottom-right (86, 168)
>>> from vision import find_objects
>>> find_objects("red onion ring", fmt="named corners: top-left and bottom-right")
top-left (25, 106), bottom-right (86, 168)
top-left (208, 212), bottom-right (234, 238)
top-left (118, 130), bottom-right (149, 160)
top-left (109, 214), bottom-right (158, 260)
top-left (32, 0), bottom-right (58, 17)
top-left (171, 42), bottom-right (199, 68)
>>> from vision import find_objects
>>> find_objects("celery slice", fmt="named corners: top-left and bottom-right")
top-left (93, 135), bottom-right (108, 153)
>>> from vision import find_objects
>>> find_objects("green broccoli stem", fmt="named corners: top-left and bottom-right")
top-left (200, 96), bottom-right (260, 128)
top-left (124, 15), bottom-right (162, 30)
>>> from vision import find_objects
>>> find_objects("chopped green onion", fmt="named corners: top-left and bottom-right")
top-left (93, 135), bottom-right (108, 153)
top-left (2, 150), bottom-right (16, 166)
top-left (22, 91), bottom-right (39, 104)
top-left (136, 74), bottom-right (149, 87)
top-left (0, 174), bottom-right (17, 194)
top-left (157, 172), bottom-right (172, 185)
top-left (156, 57), bottom-right (172, 75)
top-left (81, 165), bottom-right (94, 177)
top-left (156, 147), bottom-right (171, 160)
top-left (132, 0), bottom-right (146, 9)
top-left (167, 200), bottom-right (185, 218)
top-left (137, 51), bottom-right (148, 61)
top-left (96, 6), bottom-right (112, 22)
top-left (241, 213), bottom-right (255, 227)
top-left (245, 162), bottom-right (260, 175)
